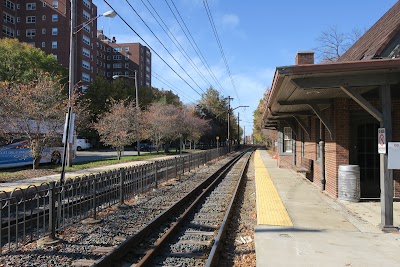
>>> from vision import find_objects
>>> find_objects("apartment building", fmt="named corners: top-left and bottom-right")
top-left (1, 0), bottom-right (99, 91)
top-left (2, 0), bottom-right (152, 93)
top-left (97, 30), bottom-right (151, 88)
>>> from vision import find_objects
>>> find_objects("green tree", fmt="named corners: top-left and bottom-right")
top-left (0, 72), bottom-right (67, 169)
top-left (0, 38), bottom-right (66, 82)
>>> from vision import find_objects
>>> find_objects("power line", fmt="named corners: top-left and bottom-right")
top-left (203, 0), bottom-right (241, 103)
top-left (140, 0), bottom-right (213, 90)
top-left (152, 71), bottom-right (197, 103)
top-left (102, 0), bottom-right (202, 97)
top-left (165, 0), bottom-right (228, 96)
top-left (123, 0), bottom-right (205, 94)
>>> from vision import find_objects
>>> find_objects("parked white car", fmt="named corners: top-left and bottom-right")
top-left (75, 138), bottom-right (91, 151)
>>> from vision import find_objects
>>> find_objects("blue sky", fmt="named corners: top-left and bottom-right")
top-left (94, 0), bottom-right (397, 135)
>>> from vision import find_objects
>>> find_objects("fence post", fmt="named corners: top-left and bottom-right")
top-left (49, 182), bottom-right (56, 240)
top-left (119, 168), bottom-right (125, 206)
top-left (92, 177), bottom-right (97, 220)
top-left (175, 157), bottom-right (178, 178)
top-left (154, 162), bottom-right (158, 189)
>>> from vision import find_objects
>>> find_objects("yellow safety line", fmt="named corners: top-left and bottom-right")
top-left (254, 150), bottom-right (293, 226)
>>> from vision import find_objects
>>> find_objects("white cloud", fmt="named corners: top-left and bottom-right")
top-left (221, 14), bottom-right (239, 29)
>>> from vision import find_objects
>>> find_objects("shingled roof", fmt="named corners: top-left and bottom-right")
top-left (338, 1), bottom-right (400, 62)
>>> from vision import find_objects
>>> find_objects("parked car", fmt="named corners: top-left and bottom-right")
top-left (75, 138), bottom-right (91, 151)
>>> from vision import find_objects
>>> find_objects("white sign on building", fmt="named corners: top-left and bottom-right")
top-left (378, 128), bottom-right (386, 154)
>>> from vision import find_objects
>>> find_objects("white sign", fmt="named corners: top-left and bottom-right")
top-left (388, 142), bottom-right (400, 169)
top-left (378, 128), bottom-right (386, 154)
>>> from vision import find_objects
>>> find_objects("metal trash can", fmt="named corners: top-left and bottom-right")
top-left (338, 165), bottom-right (360, 202)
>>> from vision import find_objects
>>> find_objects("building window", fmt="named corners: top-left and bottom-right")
top-left (4, 0), bottom-right (15, 10)
top-left (125, 63), bottom-right (129, 68)
top-left (41, 42), bottom-right (45, 47)
top-left (26, 3), bottom-right (36, 10)
top-left (82, 35), bottom-right (90, 45)
top-left (42, 15), bottom-right (46, 20)
top-left (125, 47), bottom-right (129, 52)
top-left (283, 127), bottom-right (293, 153)
top-left (42, 28), bottom-right (46, 34)
top-left (16, 30), bottom-right (20, 35)
top-left (26, 29), bottom-right (36, 37)
top-left (83, 0), bottom-right (91, 8)
top-left (113, 71), bottom-right (122, 76)
top-left (113, 55), bottom-right (122, 60)
top-left (3, 12), bottom-right (15, 24)
top-left (2, 25), bottom-right (14, 37)
top-left (106, 64), bottom-right (111, 69)
top-left (82, 60), bottom-right (90, 70)
top-left (107, 47), bottom-right (111, 52)
top-left (26, 16), bottom-right (36, 23)
top-left (107, 55), bottom-right (111, 60)
top-left (82, 73), bottom-right (90, 82)
top-left (83, 10), bottom-right (90, 21)
top-left (52, 14), bottom-right (58, 21)
top-left (113, 63), bottom-right (122, 68)
top-left (83, 24), bottom-right (90, 33)
top-left (16, 3), bottom-right (19, 9)
top-left (52, 1), bottom-right (58, 8)
top-left (52, 28), bottom-right (58, 35)
top-left (43, 2), bottom-right (46, 7)
top-left (113, 47), bottom-right (122, 52)
top-left (52, 41), bottom-right (57, 49)
top-left (82, 85), bottom-right (88, 92)
top-left (16, 17), bottom-right (20, 22)
top-left (82, 48), bottom-right (90, 57)
top-left (53, 54), bottom-right (57, 59)
top-left (125, 55), bottom-right (129, 60)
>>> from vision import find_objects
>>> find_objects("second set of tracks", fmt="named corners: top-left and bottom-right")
top-left (95, 149), bottom-right (254, 266)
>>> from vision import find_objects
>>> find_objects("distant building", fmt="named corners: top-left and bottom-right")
top-left (96, 30), bottom-right (152, 88)
top-left (0, 0), bottom-right (151, 92)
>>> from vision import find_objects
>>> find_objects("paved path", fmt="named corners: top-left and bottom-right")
top-left (254, 148), bottom-right (400, 267)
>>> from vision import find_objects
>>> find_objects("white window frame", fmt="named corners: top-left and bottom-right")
top-left (52, 28), bottom-right (58, 35)
top-left (82, 73), bottom-right (90, 82)
top-left (26, 29), bottom-right (36, 37)
top-left (113, 55), bottom-right (122, 60)
top-left (26, 3), bottom-right (36, 10)
top-left (283, 127), bottom-right (293, 153)
top-left (52, 1), bottom-right (58, 8)
top-left (82, 35), bottom-right (90, 45)
top-left (82, 48), bottom-right (90, 57)
top-left (113, 63), bottom-right (122, 68)
top-left (51, 41), bottom-right (57, 49)
top-left (42, 15), bottom-right (46, 20)
top-left (2, 25), bottom-right (14, 37)
top-left (41, 42), bottom-right (45, 47)
top-left (3, 12), bottom-right (15, 24)
top-left (82, 60), bottom-right (90, 70)
top-left (26, 16), bottom-right (36, 23)
top-left (83, 10), bottom-right (90, 21)
top-left (52, 14), bottom-right (58, 22)
top-left (4, 0), bottom-right (15, 10)
top-left (42, 28), bottom-right (46, 34)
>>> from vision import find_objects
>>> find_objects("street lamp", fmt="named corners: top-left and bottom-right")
top-left (230, 105), bottom-right (249, 150)
top-left (61, 8), bottom-right (116, 183)
top-left (112, 71), bottom-right (141, 156)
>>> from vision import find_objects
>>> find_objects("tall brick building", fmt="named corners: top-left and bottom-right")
top-left (96, 30), bottom-right (151, 88)
top-left (1, 0), bottom-right (151, 91)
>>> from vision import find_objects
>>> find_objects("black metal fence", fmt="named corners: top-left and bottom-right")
top-left (0, 147), bottom-right (229, 253)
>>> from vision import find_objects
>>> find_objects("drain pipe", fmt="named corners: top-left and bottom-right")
top-left (319, 141), bottom-right (326, 191)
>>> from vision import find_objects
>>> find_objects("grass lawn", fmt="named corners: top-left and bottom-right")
top-left (0, 152), bottom-right (170, 183)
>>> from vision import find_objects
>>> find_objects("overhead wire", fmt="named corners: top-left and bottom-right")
top-left (140, 0), bottom-right (213, 91)
top-left (102, 0), bottom-right (202, 97)
top-left (202, 0), bottom-right (241, 103)
top-left (123, 0), bottom-right (205, 94)
top-left (166, 0), bottom-right (228, 96)
top-left (152, 71), bottom-right (196, 103)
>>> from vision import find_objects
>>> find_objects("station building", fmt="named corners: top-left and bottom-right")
top-left (262, 1), bottom-right (400, 202)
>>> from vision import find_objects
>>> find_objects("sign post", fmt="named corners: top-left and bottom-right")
top-left (378, 128), bottom-right (386, 154)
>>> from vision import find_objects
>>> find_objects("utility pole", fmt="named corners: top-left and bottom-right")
top-left (244, 126), bottom-right (246, 145)
top-left (66, 0), bottom-right (76, 167)
top-left (237, 112), bottom-right (240, 147)
top-left (226, 96), bottom-right (233, 151)
top-left (135, 70), bottom-right (140, 156)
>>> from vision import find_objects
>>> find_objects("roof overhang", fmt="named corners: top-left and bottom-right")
top-left (262, 58), bottom-right (400, 131)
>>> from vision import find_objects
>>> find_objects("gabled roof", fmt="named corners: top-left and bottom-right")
top-left (338, 1), bottom-right (400, 62)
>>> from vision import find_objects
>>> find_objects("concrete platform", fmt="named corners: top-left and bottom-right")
top-left (254, 149), bottom-right (400, 267)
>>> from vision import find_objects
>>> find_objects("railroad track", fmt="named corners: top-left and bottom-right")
top-left (95, 149), bottom-right (254, 267)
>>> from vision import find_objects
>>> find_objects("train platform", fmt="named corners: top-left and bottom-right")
top-left (254, 149), bottom-right (400, 266)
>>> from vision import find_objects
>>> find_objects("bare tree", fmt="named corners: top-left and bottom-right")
top-left (93, 99), bottom-right (140, 160)
top-left (0, 72), bottom-right (67, 169)
top-left (315, 25), bottom-right (365, 62)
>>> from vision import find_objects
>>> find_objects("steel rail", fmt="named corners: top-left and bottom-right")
top-left (206, 149), bottom-right (253, 266)
top-left (94, 150), bottom-right (250, 266)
